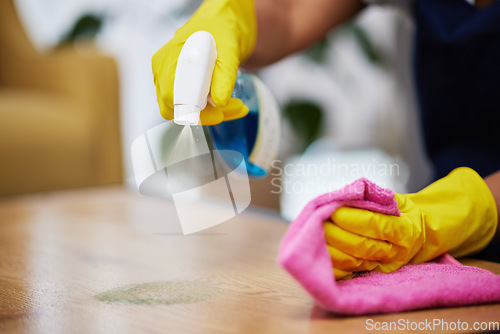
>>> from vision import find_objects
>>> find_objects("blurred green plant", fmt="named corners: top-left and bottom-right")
top-left (287, 22), bottom-right (382, 153)
top-left (347, 23), bottom-right (382, 65)
top-left (304, 38), bottom-right (330, 63)
top-left (58, 14), bottom-right (103, 47)
top-left (303, 23), bottom-right (382, 66)
top-left (283, 100), bottom-right (323, 151)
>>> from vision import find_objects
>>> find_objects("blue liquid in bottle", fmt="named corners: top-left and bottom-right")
top-left (208, 74), bottom-right (268, 178)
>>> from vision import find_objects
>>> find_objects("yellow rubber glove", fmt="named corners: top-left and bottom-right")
top-left (324, 167), bottom-right (498, 280)
top-left (152, 0), bottom-right (257, 125)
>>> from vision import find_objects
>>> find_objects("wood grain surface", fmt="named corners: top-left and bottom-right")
top-left (0, 187), bottom-right (499, 334)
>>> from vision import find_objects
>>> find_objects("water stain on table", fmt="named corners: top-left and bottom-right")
top-left (95, 281), bottom-right (220, 305)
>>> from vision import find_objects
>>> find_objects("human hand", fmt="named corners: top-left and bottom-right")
top-left (324, 167), bottom-right (498, 280)
top-left (152, 0), bottom-right (257, 125)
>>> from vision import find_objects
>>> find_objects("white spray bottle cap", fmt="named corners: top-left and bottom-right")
top-left (173, 31), bottom-right (217, 126)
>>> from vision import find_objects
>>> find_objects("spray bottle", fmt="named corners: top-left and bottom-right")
top-left (173, 31), bottom-right (280, 177)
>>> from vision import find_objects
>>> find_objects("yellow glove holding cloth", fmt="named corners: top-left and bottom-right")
top-left (324, 167), bottom-right (498, 280)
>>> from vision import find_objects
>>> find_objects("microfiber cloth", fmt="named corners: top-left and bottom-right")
top-left (278, 178), bottom-right (500, 315)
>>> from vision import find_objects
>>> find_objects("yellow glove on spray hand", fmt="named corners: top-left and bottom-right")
top-left (324, 167), bottom-right (498, 280)
top-left (152, 0), bottom-right (257, 125)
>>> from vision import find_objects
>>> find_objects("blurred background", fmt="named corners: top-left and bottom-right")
top-left (0, 0), bottom-right (432, 219)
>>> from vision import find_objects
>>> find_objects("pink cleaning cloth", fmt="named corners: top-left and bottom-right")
top-left (279, 178), bottom-right (500, 315)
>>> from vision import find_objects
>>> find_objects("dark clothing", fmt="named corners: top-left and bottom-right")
top-left (414, 0), bottom-right (500, 180)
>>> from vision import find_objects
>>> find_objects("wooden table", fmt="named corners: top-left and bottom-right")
top-left (0, 187), bottom-right (499, 333)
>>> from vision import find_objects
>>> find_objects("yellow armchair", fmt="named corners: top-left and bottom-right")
top-left (0, 0), bottom-right (123, 196)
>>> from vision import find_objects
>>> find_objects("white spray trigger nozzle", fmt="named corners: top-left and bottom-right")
top-left (173, 31), bottom-right (217, 126)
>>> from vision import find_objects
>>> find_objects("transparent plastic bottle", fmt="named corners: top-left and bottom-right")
top-left (173, 31), bottom-right (280, 178)
top-left (208, 73), bottom-right (281, 178)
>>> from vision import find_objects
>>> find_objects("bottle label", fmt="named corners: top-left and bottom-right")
top-left (249, 76), bottom-right (281, 171)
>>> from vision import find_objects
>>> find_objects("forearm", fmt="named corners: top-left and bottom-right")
top-left (484, 170), bottom-right (500, 243)
top-left (244, 0), bottom-right (365, 70)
